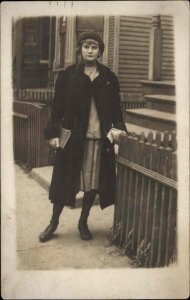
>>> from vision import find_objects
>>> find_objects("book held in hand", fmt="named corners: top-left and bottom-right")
top-left (59, 127), bottom-right (71, 149)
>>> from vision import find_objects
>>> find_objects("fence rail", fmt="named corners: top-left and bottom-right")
top-left (121, 101), bottom-right (147, 110)
top-left (14, 88), bottom-right (147, 110)
top-left (14, 88), bottom-right (54, 103)
top-left (13, 101), bottom-right (51, 169)
top-left (112, 130), bottom-right (177, 268)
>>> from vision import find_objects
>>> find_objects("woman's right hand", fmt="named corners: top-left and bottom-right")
top-left (49, 138), bottom-right (60, 149)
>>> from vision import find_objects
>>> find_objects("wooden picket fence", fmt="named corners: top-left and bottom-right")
top-left (112, 130), bottom-right (177, 268)
top-left (13, 101), bottom-right (52, 169)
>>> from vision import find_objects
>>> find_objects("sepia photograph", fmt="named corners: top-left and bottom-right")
top-left (1, 1), bottom-right (189, 299)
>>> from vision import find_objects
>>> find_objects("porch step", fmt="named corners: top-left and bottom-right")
top-left (141, 80), bottom-right (175, 95)
top-left (144, 94), bottom-right (176, 113)
top-left (125, 108), bottom-right (176, 132)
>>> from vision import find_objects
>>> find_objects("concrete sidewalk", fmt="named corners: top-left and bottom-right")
top-left (15, 164), bottom-right (132, 270)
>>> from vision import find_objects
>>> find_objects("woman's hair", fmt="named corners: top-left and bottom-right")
top-left (77, 31), bottom-right (105, 57)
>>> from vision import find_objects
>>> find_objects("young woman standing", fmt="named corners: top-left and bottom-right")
top-left (39, 32), bottom-right (127, 242)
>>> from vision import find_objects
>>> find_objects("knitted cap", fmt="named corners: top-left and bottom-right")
top-left (77, 31), bottom-right (105, 56)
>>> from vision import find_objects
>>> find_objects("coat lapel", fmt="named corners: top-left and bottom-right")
top-left (70, 60), bottom-right (110, 87)
top-left (94, 61), bottom-right (110, 86)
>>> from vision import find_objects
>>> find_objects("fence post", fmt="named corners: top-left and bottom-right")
top-left (113, 133), bottom-right (127, 242)
top-left (123, 134), bottom-right (135, 255)
top-left (131, 134), bottom-right (141, 253)
top-left (144, 132), bottom-right (158, 267)
top-left (150, 131), bottom-right (161, 267)
top-left (118, 133), bottom-right (129, 247)
top-left (167, 151), bottom-right (177, 265)
top-left (136, 131), bottom-right (153, 266)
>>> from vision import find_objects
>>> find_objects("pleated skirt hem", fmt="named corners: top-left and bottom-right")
top-left (80, 139), bottom-right (101, 192)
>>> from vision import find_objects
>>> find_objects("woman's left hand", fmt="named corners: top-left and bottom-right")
top-left (107, 128), bottom-right (126, 144)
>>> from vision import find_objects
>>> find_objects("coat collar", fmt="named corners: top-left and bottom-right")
top-left (71, 60), bottom-right (110, 86)
top-left (96, 61), bottom-right (110, 85)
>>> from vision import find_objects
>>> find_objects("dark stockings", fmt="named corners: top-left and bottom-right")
top-left (51, 202), bottom-right (64, 224)
top-left (39, 191), bottom-right (97, 242)
top-left (39, 202), bottom-right (64, 242)
top-left (78, 190), bottom-right (97, 240)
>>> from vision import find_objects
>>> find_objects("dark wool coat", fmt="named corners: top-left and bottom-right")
top-left (45, 61), bottom-right (127, 209)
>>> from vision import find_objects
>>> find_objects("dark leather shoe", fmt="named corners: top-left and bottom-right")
top-left (39, 221), bottom-right (58, 242)
top-left (78, 220), bottom-right (92, 240)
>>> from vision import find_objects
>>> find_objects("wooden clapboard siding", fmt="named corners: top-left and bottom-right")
top-left (161, 16), bottom-right (175, 81)
top-left (107, 16), bottom-right (175, 99)
top-left (107, 16), bottom-right (115, 71)
top-left (118, 16), bottom-right (152, 98)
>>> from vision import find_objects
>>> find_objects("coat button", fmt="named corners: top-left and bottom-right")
top-left (106, 148), bottom-right (110, 153)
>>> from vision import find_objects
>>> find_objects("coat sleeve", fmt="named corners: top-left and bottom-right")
top-left (110, 73), bottom-right (128, 132)
top-left (44, 71), bottom-right (66, 140)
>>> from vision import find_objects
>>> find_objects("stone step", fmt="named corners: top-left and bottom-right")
top-left (141, 80), bottom-right (175, 95)
top-left (144, 94), bottom-right (176, 113)
top-left (125, 108), bottom-right (176, 132)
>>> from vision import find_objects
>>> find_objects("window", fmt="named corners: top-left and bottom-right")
top-left (39, 17), bottom-right (50, 63)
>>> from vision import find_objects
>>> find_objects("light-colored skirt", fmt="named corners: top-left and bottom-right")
top-left (80, 139), bottom-right (101, 192)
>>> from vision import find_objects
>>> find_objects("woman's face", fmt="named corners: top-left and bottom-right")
top-left (81, 39), bottom-right (100, 62)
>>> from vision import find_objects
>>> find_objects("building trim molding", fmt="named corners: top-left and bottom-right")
top-left (148, 15), bottom-right (162, 81)
top-left (64, 16), bottom-right (76, 68)
top-left (102, 16), bottom-right (109, 66)
top-left (113, 16), bottom-right (120, 75)
top-left (53, 17), bottom-right (62, 71)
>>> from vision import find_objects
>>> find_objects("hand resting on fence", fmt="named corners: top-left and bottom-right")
top-left (107, 128), bottom-right (126, 144)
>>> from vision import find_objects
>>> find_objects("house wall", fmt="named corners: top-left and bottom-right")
top-left (107, 15), bottom-right (175, 102)
top-left (160, 16), bottom-right (175, 81)
top-left (118, 16), bottom-right (152, 101)
top-left (13, 15), bottom-right (175, 95)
